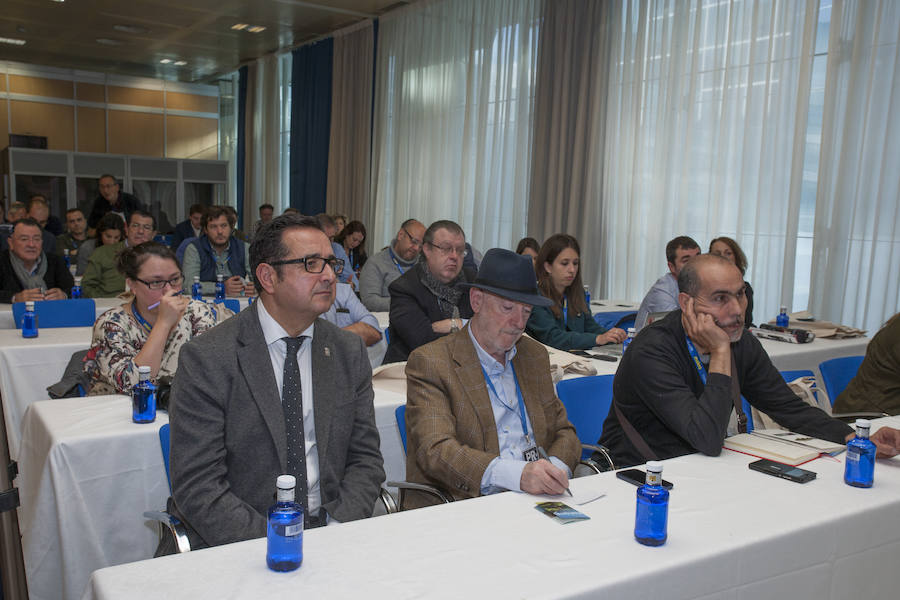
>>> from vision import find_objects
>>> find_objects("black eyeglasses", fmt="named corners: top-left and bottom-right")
top-left (401, 227), bottom-right (422, 247)
top-left (268, 256), bottom-right (344, 275)
top-left (133, 274), bottom-right (184, 290)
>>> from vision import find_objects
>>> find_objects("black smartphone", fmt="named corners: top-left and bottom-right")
top-left (615, 468), bottom-right (674, 490)
top-left (748, 459), bottom-right (816, 483)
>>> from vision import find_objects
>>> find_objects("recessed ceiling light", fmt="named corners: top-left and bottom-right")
top-left (231, 23), bottom-right (248, 31)
top-left (159, 58), bottom-right (172, 64)
top-left (0, 37), bottom-right (26, 46)
top-left (113, 24), bottom-right (149, 35)
top-left (51, 0), bottom-right (66, 3)
top-left (96, 38), bottom-right (123, 46)
top-left (174, 60), bottom-right (187, 66)
top-left (247, 26), bottom-right (266, 33)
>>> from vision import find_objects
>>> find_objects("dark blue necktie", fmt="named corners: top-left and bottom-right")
top-left (281, 336), bottom-right (309, 520)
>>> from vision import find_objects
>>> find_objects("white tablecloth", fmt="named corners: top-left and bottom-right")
top-left (81, 417), bottom-right (900, 600)
top-left (17, 396), bottom-right (169, 600)
top-left (0, 326), bottom-right (93, 459)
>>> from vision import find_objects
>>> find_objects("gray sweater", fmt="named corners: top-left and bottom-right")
top-left (359, 244), bottom-right (416, 312)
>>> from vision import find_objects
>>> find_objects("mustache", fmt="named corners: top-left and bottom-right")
top-left (714, 317), bottom-right (742, 329)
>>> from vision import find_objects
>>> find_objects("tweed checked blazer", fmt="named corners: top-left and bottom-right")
top-left (404, 325), bottom-right (580, 509)
top-left (160, 300), bottom-right (385, 553)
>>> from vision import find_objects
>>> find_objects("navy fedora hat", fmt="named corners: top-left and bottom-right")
top-left (459, 248), bottom-right (552, 307)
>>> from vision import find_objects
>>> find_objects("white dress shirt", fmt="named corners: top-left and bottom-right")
top-left (256, 298), bottom-right (322, 516)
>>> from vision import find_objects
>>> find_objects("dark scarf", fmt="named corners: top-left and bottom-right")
top-left (417, 256), bottom-right (464, 319)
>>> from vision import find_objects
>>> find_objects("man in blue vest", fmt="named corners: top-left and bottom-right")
top-left (182, 205), bottom-right (256, 297)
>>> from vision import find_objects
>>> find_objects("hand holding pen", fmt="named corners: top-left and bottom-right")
top-left (148, 290), bottom-right (188, 330)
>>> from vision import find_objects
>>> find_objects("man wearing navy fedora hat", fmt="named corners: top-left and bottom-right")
top-left (403, 248), bottom-right (581, 509)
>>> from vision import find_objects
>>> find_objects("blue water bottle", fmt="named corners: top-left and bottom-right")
top-left (583, 285), bottom-right (591, 305)
top-left (622, 327), bottom-right (636, 352)
top-left (635, 461), bottom-right (668, 546)
top-left (191, 276), bottom-right (203, 301)
top-left (22, 300), bottom-right (38, 338)
top-left (776, 306), bottom-right (789, 328)
top-left (132, 366), bottom-right (157, 423)
top-left (71, 276), bottom-right (83, 299)
top-left (844, 419), bottom-right (876, 488)
top-left (215, 274), bottom-right (225, 301)
top-left (267, 475), bottom-right (303, 572)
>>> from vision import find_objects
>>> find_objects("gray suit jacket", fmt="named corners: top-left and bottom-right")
top-left (162, 300), bottom-right (385, 552)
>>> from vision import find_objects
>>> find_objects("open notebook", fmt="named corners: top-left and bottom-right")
top-left (724, 429), bottom-right (846, 465)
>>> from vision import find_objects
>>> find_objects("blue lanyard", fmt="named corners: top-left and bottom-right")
top-left (480, 362), bottom-right (531, 444)
top-left (562, 297), bottom-right (568, 326)
top-left (388, 248), bottom-right (407, 275)
top-left (685, 336), bottom-right (708, 385)
top-left (131, 302), bottom-right (153, 335)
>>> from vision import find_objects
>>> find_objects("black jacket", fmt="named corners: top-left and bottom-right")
top-left (597, 309), bottom-right (852, 468)
top-left (0, 250), bottom-right (75, 303)
top-left (87, 192), bottom-right (143, 229)
top-left (383, 264), bottom-right (476, 364)
top-left (170, 219), bottom-right (198, 251)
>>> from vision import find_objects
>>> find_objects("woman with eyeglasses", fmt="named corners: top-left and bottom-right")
top-left (382, 219), bottom-right (475, 364)
top-left (84, 241), bottom-right (229, 395)
top-left (526, 234), bottom-right (627, 350)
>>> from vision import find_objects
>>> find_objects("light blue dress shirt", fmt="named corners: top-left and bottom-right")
top-left (331, 242), bottom-right (358, 288)
top-left (469, 327), bottom-right (571, 495)
top-left (321, 282), bottom-right (379, 330)
top-left (634, 272), bottom-right (679, 331)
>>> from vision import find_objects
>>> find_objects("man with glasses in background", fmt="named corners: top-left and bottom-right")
top-left (598, 254), bottom-right (900, 468)
top-left (383, 220), bottom-right (475, 364)
top-left (0, 217), bottom-right (73, 303)
top-left (82, 210), bottom-right (156, 297)
top-left (87, 174), bottom-right (143, 231)
top-left (359, 219), bottom-right (426, 312)
top-left (159, 213), bottom-right (384, 554)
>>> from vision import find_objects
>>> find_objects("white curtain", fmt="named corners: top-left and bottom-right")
top-left (809, 0), bottom-right (900, 332)
top-left (370, 0), bottom-right (542, 254)
top-left (598, 0), bottom-right (818, 324)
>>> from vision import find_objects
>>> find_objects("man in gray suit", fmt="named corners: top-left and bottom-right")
top-left (161, 213), bottom-right (385, 553)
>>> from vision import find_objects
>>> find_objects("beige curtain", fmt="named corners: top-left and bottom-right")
top-left (527, 0), bottom-right (612, 295)
top-left (326, 21), bottom-right (374, 230)
top-left (242, 55), bottom-right (284, 231)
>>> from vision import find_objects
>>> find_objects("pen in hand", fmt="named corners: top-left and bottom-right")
top-left (148, 290), bottom-right (183, 310)
top-left (538, 446), bottom-right (573, 497)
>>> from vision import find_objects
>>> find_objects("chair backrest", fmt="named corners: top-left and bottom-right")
top-left (12, 299), bottom-right (96, 328)
top-left (395, 405), bottom-right (407, 454)
top-left (175, 237), bottom-right (197, 264)
top-left (780, 369), bottom-right (815, 383)
top-left (555, 374), bottom-right (615, 459)
top-left (215, 298), bottom-right (241, 314)
top-left (159, 424), bottom-right (172, 493)
top-left (819, 356), bottom-right (865, 406)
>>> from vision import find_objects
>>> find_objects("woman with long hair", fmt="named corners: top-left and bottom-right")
top-left (709, 236), bottom-right (754, 327)
top-left (526, 233), bottom-right (626, 350)
top-left (335, 220), bottom-right (368, 273)
top-left (75, 212), bottom-right (126, 275)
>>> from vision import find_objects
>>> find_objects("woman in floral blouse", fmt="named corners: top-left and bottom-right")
top-left (84, 241), bottom-right (230, 395)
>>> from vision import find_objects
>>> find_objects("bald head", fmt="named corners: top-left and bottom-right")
top-left (678, 254), bottom-right (739, 296)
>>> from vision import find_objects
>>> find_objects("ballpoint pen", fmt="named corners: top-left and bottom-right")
top-left (538, 446), bottom-right (573, 497)
top-left (148, 290), bottom-right (183, 310)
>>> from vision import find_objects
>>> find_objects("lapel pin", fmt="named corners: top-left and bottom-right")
top-left (324, 346), bottom-right (331, 358)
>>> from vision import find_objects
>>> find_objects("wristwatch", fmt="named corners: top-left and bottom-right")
top-left (450, 318), bottom-right (459, 333)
